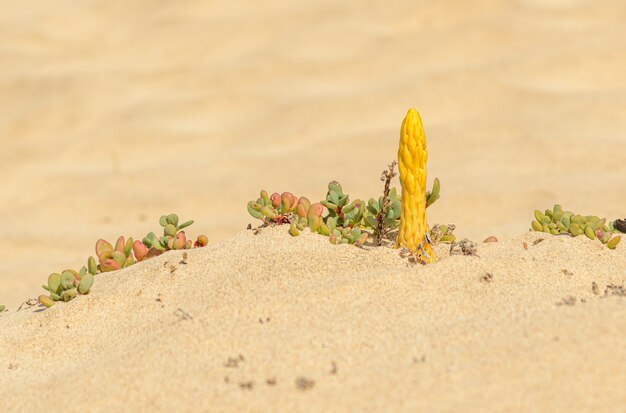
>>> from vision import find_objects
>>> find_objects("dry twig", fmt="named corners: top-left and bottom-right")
top-left (374, 161), bottom-right (398, 246)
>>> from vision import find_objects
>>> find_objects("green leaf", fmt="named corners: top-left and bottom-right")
top-left (366, 216), bottom-right (377, 228)
top-left (159, 215), bottom-right (168, 227)
top-left (366, 205), bottom-right (378, 215)
top-left (177, 220), bottom-right (194, 230)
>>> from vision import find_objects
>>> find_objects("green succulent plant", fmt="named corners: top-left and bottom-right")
top-left (364, 187), bottom-right (401, 230)
top-left (94, 236), bottom-right (135, 272)
top-left (530, 204), bottom-right (621, 249)
top-left (246, 172), bottom-right (447, 249)
top-left (247, 182), bottom-right (371, 246)
top-left (321, 181), bottom-right (365, 229)
top-left (39, 269), bottom-right (94, 308)
top-left (38, 213), bottom-right (208, 309)
top-left (247, 191), bottom-right (307, 225)
top-left (139, 213), bottom-right (207, 260)
top-left (329, 226), bottom-right (368, 247)
top-left (0, 305), bottom-right (5, 313)
top-left (288, 199), bottom-right (316, 236)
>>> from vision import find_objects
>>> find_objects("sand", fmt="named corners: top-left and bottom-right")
top-left (2, 0), bottom-right (626, 411)
top-left (1, 227), bottom-right (626, 412)
top-left (2, 0), bottom-right (626, 307)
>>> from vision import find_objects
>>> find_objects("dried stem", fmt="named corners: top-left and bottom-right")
top-left (374, 161), bottom-right (397, 246)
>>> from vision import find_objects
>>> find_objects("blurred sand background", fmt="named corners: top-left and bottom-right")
top-left (1, 0), bottom-right (626, 307)
top-left (1, 1), bottom-right (626, 411)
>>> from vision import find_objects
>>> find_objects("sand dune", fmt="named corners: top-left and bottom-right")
top-left (2, 0), bottom-right (626, 307)
top-left (1, 1), bottom-right (626, 411)
top-left (1, 227), bottom-right (625, 411)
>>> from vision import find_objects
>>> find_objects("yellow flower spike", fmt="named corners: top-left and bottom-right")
top-left (396, 108), bottom-right (434, 263)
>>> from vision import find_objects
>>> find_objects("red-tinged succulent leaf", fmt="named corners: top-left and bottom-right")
top-left (281, 192), bottom-right (298, 212)
top-left (133, 240), bottom-right (147, 262)
top-left (175, 231), bottom-right (187, 244)
top-left (172, 238), bottom-right (185, 250)
top-left (98, 250), bottom-right (112, 264)
top-left (354, 233), bottom-right (369, 247)
top-left (195, 235), bottom-right (208, 247)
top-left (100, 258), bottom-right (121, 272)
top-left (298, 197), bottom-right (311, 212)
top-left (270, 192), bottom-right (281, 208)
top-left (115, 236), bottom-right (125, 253)
top-left (110, 251), bottom-right (126, 267)
top-left (308, 202), bottom-right (324, 218)
top-left (95, 239), bottom-right (113, 257)
top-left (307, 203), bottom-right (324, 231)
top-left (145, 247), bottom-right (163, 259)
top-left (297, 204), bottom-right (307, 219)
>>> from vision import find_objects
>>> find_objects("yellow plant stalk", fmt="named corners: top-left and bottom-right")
top-left (396, 108), bottom-right (434, 262)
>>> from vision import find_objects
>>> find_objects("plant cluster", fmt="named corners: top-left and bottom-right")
top-left (247, 182), bottom-right (370, 246)
top-left (39, 269), bottom-right (94, 307)
top-left (38, 214), bottom-right (208, 308)
top-left (246, 173), bottom-right (454, 248)
top-left (530, 205), bottom-right (621, 249)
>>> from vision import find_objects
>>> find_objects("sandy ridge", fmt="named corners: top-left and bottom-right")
top-left (0, 227), bottom-right (625, 412)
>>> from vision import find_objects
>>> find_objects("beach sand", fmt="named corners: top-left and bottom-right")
top-left (1, 227), bottom-right (625, 411)
top-left (1, 0), bottom-right (626, 411)
top-left (1, 0), bottom-right (626, 307)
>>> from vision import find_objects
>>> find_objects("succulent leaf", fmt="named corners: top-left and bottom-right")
top-left (166, 214), bottom-right (179, 227)
top-left (289, 223), bottom-right (300, 236)
top-left (270, 192), bottom-right (281, 208)
top-left (100, 258), bottom-right (121, 272)
top-left (195, 235), bottom-right (208, 247)
top-left (61, 288), bottom-right (77, 302)
top-left (318, 223), bottom-right (331, 236)
top-left (247, 202), bottom-right (265, 220)
top-left (95, 239), bottom-right (113, 258)
top-left (124, 238), bottom-right (134, 256)
top-left (60, 271), bottom-right (76, 290)
top-left (328, 181), bottom-right (342, 194)
top-left (178, 220), bottom-right (194, 230)
top-left (172, 238), bottom-right (185, 250)
top-left (88, 256), bottom-right (97, 275)
top-left (48, 273), bottom-right (62, 294)
top-left (298, 197), bottom-right (311, 214)
top-left (78, 273), bottom-right (94, 294)
top-left (164, 224), bottom-right (177, 237)
top-left (114, 236), bottom-right (125, 253)
top-left (39, 295), bottom-right (55, 308)
top-left (145, 248), bottom-right (163, 259)
top-left (133, 240), bottom-right (147, 262)
top-left (425, 178), bottom-right (440, 208)
top-left (607, 236), bottom-right (621, 250)
top-left (260, 190), bottom-right (271, 207)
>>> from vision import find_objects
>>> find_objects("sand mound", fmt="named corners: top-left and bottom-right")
top-left (1, 227), bottom-right (625, 412)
